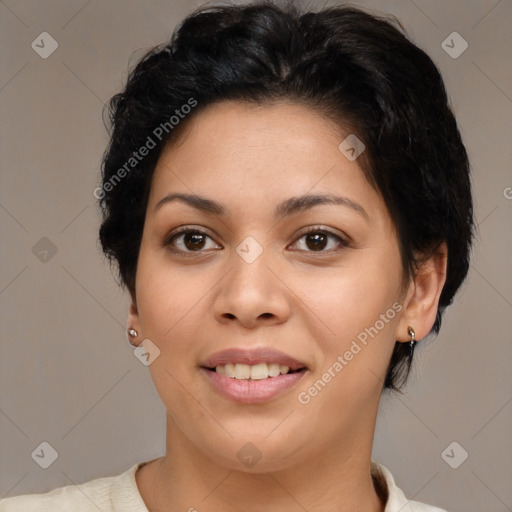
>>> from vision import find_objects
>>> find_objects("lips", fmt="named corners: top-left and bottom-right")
top-left (201, 347), bottom-right (307, 372)
top-left (200, 347), bottom-right (309, 404)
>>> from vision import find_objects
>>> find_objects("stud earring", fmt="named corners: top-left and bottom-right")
top-left (127, 328), bottom-right (138, 347)
top-left (407, 326), bottom-right (416, 359)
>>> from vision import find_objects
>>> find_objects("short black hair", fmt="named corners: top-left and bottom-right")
top-left (97, 1), bottom-right (474, 393)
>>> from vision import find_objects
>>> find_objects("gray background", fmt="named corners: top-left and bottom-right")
top-left (0, 0), bottom-right (511, 511)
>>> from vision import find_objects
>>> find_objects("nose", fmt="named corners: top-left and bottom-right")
top-left (212, 246), bottom-right (291, 329)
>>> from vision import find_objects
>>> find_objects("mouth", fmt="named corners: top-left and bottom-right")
top-left (202, 363), bottom-right (307, 380)
top-left (200, 347), bottom-right (309, 404)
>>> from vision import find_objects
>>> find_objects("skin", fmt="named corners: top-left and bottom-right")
top-left (127, 100), bottom-right (447, 512)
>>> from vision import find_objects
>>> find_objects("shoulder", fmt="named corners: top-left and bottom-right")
top-left (371, 460), bottom-right (449, 512)
top-left (0, 463), bottom-right (148, 512)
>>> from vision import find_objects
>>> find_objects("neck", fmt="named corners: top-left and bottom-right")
top-left (137, 413), bottom-right (386, 512)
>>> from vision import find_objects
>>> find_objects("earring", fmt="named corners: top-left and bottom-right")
top-left (407, 326), bottom-right (416, 358)
top-left (127, 328), bottom-right (138, 347)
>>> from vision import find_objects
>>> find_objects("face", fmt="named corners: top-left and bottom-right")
top-left (131, 100), bottom-right (408, 472)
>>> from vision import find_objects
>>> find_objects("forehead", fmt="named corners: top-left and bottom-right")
top-left (148, 100), bottom-right (383, 218)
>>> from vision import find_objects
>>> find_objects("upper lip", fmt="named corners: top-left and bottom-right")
top-left (201, 347), bottom-right (307, 371)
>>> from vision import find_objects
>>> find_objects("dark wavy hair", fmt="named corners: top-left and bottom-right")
top-left (97, 0), bottom-right (474, 393)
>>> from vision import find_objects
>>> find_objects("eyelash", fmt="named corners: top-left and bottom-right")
top-left (163, 225), bottom-right (349, 256)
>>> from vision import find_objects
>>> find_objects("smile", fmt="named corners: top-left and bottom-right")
top-left (200, 347), bottom-right (309, 404)
top-left (211, 362), bottom-right (300, 380)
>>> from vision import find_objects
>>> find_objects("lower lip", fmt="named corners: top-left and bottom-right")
top-left (200, 368), bottom-right (307, 404)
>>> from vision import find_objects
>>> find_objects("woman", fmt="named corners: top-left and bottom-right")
top-left (1, 1), bottom-right (473, 511)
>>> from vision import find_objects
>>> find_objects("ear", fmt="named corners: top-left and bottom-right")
top-left (397, 242), bottom-right (448, 342)
top-left (127, 289), bottom-right (142, 347)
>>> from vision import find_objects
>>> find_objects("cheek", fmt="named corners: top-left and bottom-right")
top-left (135, 245), bottom-right (209, 341)
top-left (293, 271), bottom-right (402, 425)
top-left (292, 254), bottom-right (404, 411)
top-left (294, 255), bottom-right (402, 342)
top-left (134, 250), bottom-right (210, 418)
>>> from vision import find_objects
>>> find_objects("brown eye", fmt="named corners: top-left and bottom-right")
top-left (291, 227), bottom-right (349, 253)
top-left (164, 227), bottom-right (221, 254)
top-left (182, 232), bottom-right (206, 250)
top-left (304, 232), bottom-right (329, 251)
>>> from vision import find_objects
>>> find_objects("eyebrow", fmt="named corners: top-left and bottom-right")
top-left (154, 192), bottom-right (369, 220)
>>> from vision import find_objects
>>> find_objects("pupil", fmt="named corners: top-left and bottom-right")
top-left (185, 232), bottom-right (205, 250)
top-left (307, 233), bottom-right (326, 251)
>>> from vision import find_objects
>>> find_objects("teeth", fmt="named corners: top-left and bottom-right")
top-left (224, 363), bottom-right (236, 378)
top-left (234, 364), bottom-right (251, 380)
top-left (214, 362), bottom-right (293, 379)
top-left (250, 363), bottom-right (268, 380)
top-left (268, 363), bottom-right (281, 377)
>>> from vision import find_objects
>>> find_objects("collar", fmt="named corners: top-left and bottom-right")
top-left (111, 459), bottom-right (444, 512)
